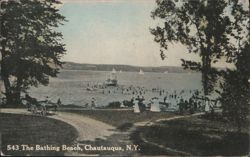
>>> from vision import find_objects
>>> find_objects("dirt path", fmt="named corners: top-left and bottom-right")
top-left (134, 112), bottom-right (204, 127)
top-left (0, 108), bottom-right (115, 156)
top-left (1, 109), bottom-right (115, 142)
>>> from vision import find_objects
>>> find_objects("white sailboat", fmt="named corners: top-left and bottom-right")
top-left (139, 69), bottom-right (144, 75)
top-left (111, 68), bottom-right (116, 74)
top-left (164, 71), bottom-right (168, 74)
top-left (119, 70), bottom-right (122, 73)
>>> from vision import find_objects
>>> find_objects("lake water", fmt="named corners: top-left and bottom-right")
top-left (25, 70), bottom-right (203, 107)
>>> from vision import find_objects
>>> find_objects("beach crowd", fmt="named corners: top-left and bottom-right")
top-left (85, 83), bottom-right (219, 114)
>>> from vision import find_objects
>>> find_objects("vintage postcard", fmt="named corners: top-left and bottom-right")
top-left (0, 0), bottom-right (249, 156)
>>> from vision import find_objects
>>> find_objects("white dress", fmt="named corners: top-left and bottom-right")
top-left (150, 99), bottom-right (161, 112)
top-left (134, 100), bottom-right (140, 113)
top-left (205, 100), bottom-right (210, 112)
top-left (121, 103), bottom-right (125, 108)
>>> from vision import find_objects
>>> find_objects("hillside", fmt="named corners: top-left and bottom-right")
top-left (62, 62), bottom-right (195, 73)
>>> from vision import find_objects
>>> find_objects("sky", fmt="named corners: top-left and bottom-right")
top-left (58, 0), bottom-right (202, 67)
top-left (57, 0), bottom-right (244, 67)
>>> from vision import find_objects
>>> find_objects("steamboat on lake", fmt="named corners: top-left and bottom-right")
top-left (104, 68), bottom-right (118, 86)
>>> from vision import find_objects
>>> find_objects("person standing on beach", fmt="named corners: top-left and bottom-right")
top-left (57, 98), bottom-right (62, 106)
top-left (205, 99), bottom-right (210, 113)
top-left (133, 97), bottom-right (140, 113)
top-left (91, 98), bottom-right (96, 109)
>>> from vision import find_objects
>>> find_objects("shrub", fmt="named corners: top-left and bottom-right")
top-left (122, 100), bottom-right (134, 107)
top-left (107, 101), bottom-right (121, 108)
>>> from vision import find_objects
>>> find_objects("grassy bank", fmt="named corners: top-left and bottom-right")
top-left (0, 113), bottom-right (78, 156)
top-left (132, 114), bottom-right (249, 156)
top-left (62, 109), bottom-right (176, 127)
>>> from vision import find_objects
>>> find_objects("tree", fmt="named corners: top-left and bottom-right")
top-left (221, 77), bottom-right (249, 132)
top-left (220, 0), bottom-right (250, 132)
top-left (220, 44), bottom-right (250, 132)
top-left (151, 0), bottom-right (249, 131)
top-left (0, 0), bottom-right (66, 106)
top-left (151, 0), bottom-right (248, 96)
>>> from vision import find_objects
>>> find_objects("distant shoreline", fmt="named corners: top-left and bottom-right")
top-left (62, 62), bottom-right (199, 73)
top-left (60, 69), bottom-right (200, 74)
